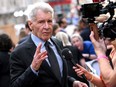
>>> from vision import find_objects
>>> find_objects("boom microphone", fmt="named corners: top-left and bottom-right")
top-left (62, 48), bottom-right (87, 81)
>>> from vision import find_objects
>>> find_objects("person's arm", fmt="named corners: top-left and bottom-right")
top-left (97, 56), bottom-right (116, 87)
top-left (10, 43), bottom-right (47, 87)
top-left (73, 64), bottom-right (105, 87)
top-left (89, 54), bottom-right (97, 60)
top-left (10, 53), bottom-right (38, 87)
top-left (82, 54), bottom-right (97, 60)
top-left (90, 31), bottom-right (116, 87)
top-left (95, 14), bottom-right (109, 22)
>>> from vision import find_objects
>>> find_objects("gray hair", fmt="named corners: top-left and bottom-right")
top-left (27, 2), bottom-right (54, 20)
top-left (71, 33), bottom-right (83, 43)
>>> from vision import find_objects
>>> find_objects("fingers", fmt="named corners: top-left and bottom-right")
top-left (34, 43), bottom-right (42, 57)
top-left (31, 43), bottom-right (48, 71)
top-left (35, 50), bottom-right (47, 61)
top-left (90, 31), bottom-right (97, 43)
top-left (73, 64), bottom-right (86, 77)
top-left (73, 81), bottom-right (88, 87)
top-left (80, 82), bottom-right (88, 87)
top-left (75, 68), bottom-right (84, 77)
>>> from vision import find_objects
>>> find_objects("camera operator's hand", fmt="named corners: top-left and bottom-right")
top-left (95, 14), bottom-right (109, 22)
top-left (90, 31), bottom-right (107, 56)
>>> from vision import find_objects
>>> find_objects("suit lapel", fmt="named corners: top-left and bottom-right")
top-left (51, 38), bottom-right (63, 58)
top-left (50, 38), bottom-right (68, 84)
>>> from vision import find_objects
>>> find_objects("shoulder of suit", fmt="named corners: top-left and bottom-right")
top-left (51, 37), bottom-right (62, 43)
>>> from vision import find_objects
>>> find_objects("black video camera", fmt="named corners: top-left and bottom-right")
top-left (81, 3), bottom-right (102, 18)
top-left (81, 1), bottom-right (116, 18)
top-left (81, 1), bottom-right (116, 39)
top-left (99, 19), bottom-right (116, 40)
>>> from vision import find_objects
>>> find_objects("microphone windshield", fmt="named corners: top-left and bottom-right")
top-left (62, 48), bottom-right (73, 60)
top-left (62, 48), bottom-right (87, 81)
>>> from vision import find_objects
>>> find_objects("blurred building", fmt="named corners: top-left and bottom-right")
top-left (0, 0), bottom-right (47, 44)
top-left (0, 0), bottom-right (47, 26)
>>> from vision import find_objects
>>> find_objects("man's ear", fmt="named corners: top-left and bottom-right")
top-left (28, 20), bottom-right (33, 31)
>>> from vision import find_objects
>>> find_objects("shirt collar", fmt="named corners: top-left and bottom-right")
top-left (31, 33), bottom-right (53, 47)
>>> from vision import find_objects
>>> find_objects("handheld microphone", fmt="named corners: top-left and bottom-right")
top-left (62, 48), bottom-right (87, 81)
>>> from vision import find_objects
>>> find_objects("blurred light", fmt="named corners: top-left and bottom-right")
top-left (14, 11), bottom-right (19, 17)
top-left (14, 10), bottom-right (24, 17)
top-left (18, 10), bottom-right (24, 16)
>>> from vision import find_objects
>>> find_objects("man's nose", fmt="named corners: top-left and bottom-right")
top-left (43, 22), bottom-right (49, 28)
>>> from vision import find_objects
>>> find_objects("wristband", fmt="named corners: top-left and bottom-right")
top-left (97, 55), bottom-right (108, 60)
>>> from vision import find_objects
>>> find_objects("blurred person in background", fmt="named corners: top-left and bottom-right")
top-left (57, 17), bottom-right (71, 42)
top-left (10, 2), bottom-right (88, 87)
top-left (73, 31), bottom-right (116, 87)
top-left (0, 33), bottom-right (13, 87)
top-left (52, 23), bottom-right (60, 37)
top-left (55, 32), bottom-right (89, 86)
top-left (57, 17), bottom-right (67, 32)
top-left (18, 28), bottom-right (27, 41)
top-left (78, 19), bottom-right (91, 41)
top-left (18, 21), bottom-right (32, 44)
top-left (72, 27), bottom-right (81, 35)
top-left (71, 33), bottom-right (97, 62)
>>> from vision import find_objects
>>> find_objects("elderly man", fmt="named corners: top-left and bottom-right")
top-left (10, 2), bottom-right (88, 87)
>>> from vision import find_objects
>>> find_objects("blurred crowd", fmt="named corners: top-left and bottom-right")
top-left (0, 1), bottom-right (116, 87)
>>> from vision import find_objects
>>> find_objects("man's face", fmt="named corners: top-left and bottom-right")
top-left (29, 10), bottom-right (53, 41)
top-left (71, 37), bottom-right (83, 51)
top-left (62, 18), bottom-right (67, 28)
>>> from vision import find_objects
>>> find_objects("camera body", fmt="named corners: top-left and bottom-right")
top-left (99, 19), bottom-right (116, 40)
top-left (81, 3), bottom-right (102, 18)
top-left (81, 1), bottom-right (116, 39)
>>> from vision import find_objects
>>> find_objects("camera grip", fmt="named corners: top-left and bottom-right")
top-left (89, 23), bottom-right (99, 40)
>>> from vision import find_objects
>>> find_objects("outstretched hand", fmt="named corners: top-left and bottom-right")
top-left (31, 43), bottom-right (47, 71)
top-left (90, 31), bottom-right (107, 56)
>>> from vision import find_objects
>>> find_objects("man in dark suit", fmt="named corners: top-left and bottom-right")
top-left (10, 2), bottom-right (88, 87)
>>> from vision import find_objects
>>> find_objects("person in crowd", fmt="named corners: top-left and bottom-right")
top-left (72, 27), bottom-right (81, 35)
top-left (52, 23), bottom-right (60, 37)
top-left (57, 17), bottom-right (71, 42)
top-left (71, 33), bottom-right (97, 62)
top-left (55, 32), bottom-right (89, 86)
top-left (10, 2), bottom-right (88, 87)
top-left (57, 17), bottom-right (67, 32)
top-left (18, 21), bottom-right (32, 44)
top-left (0, 33), bottom-right (13, 87)
top-left (78, 19), bottom-right (91, 41)
top-left (73, 31), bottom-right (116, 87)
top-left (18, 28), bottom-right (27, 41)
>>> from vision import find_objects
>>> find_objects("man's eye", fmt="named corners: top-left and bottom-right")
top-left (48, 20), bottom-right (52, 23)
top-left (38, 20), bottom-right (45, 24)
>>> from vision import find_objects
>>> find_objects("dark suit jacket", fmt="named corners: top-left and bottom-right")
top-left (0, 52), bottom-right (10, 87)
top-left (10, 36), bottom-right (74, 87)
top-left (18, 35), bottom-right (30, 44)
